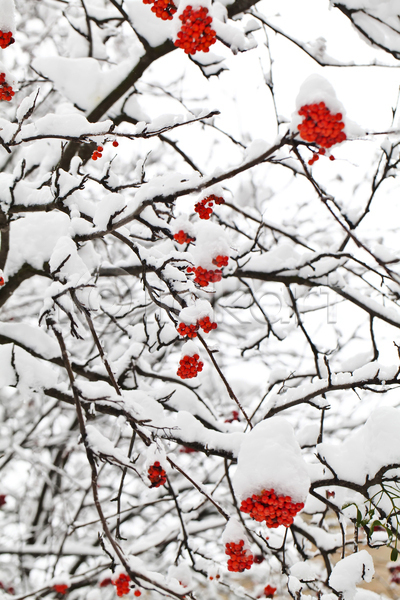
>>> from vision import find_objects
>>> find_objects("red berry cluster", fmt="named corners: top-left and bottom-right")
top-left (187, 265), bottom-right (222, 287)
top-left (92, 145), bottom-right (103, 161)
top-left (177, 353), bottom-right (203, 379)
top-left (148, 461), bottom-right (167, 487)
top-left (225, 410), bottom-right (239, 423)
top-left (174, 230), bottom-right (195, 244)
top-left (212, 255), bottom-right (229, 268)
top-left (53, 585), bottom-right (69, 595)
top-left (194, 195), bottom-right (224, 220)
top-left (177, 316), bottom-right (217, 337)
top-left (112, 574), bottom-right (131, 597)
top-left (225, 540), bottom-right (254, 572)
top-left (264, 585), bottom-right (277, 598)
top-left (240, 489), bottom-right (304, 528)
top-left (175, 6), bottom-right (217, 55)
top-left (0, 583), bottom-right (15, 595)
top-left (0, 31), bottom-right (14, 49)
top-left (298, 102), bottom-right (346, 164)
top-left (143, 0), bottom-right (177, 19)
top-left (198, 316), bottom-right (217, 333)
top-left (177, 322), bottom-right (198, 338)
top-left (0, 73), bottom-right (14, 102)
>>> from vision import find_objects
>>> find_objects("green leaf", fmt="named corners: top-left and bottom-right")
top-left (391, 548), bottom-right (399, 561)
top-left (370, 520), bottom-right (382, 534)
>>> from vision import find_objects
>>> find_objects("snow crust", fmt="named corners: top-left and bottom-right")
top-left (232, 418), bottom-right (310, 502)
top-left (329, 551), bottom-right (374, 600)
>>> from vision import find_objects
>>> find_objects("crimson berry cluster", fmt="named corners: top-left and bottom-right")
top-left (225, 540), bottom-right (254, 572)
top-left (212, 255), bottom-right (229, 268)
top-left (195, 194), bottom-right (225, 220)
top-left (143, 0), bottom-right (177, 19)
top-left (0, 73), bottom-right (14, 102)
top-left (240, 489), bottom-right (304, 528)
top-left (174, 6), bottom-right (216, 55)
top-left (0, 30), bottom-right (14, 49)
top-left (177, 315), bottom-right (217, 338)
top-left (53, 585), bottom-right (69, 595)
top-left (186, 265), bottom-right (222, 287)
top-left (112, 574), bottom-right (131, 597)
top-left (174, 230), bottom-right (195, 244)
top-left (298, 101), bottom-right (346, 164)
top-left (177, 353), bottom-right (203, 379)
top-left (148, 461), bottom-right (167, 487)
top-left (92, 140), bottom-right (119, 161)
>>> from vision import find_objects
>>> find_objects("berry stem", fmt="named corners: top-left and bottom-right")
top-left (196, 333), bottom-right (253, 429)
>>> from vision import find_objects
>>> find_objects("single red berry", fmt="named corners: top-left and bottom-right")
top-left (53, 584), bottom-right (69, 595)
top-left (134, 591), bottom-right (141, 597)
top-left (264, 585), bottom-right (277, 598)
top-left (113, 140), bottom-right (119, 147)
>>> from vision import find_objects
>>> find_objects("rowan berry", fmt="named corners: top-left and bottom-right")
top-left (174, 230), bottom-right (195, 244)
top-left (240, 489), bottom-right (304, 528)
top-left (198, 316), bottom-right (217, 333)
top-left (112, 574), bottom-right (131, 597)
top-left (0, 73), bottom-right (14, 102)
top-left (179, 445), bottom-right (198, 453)
top-left (225, 539), bottom-right (254, 572)
top-left (0, 31), bottom-right (14, 49)
top-left (53, 584), bottom-right (69, 595)
top-left (194, 195), bottom-right (224, 219)
top-left (225, 410), bottom-right (239, 423)
top-left (298, 101), bottom-right (346, 159)
top-left (112, 141), bottom-right (119, 147)
top-left (0, 494), bottom-right (6, 506)
top-left (177, 354), bottom-right (203, 379)
top-left (134, 591), bottom-right (141, 597)
top-left (212, 255), bottom-right (229, 268)
top-left (186, 266), bottom-right (222, 287)
top-left (264, 585), bottom-right (277, 598)
top-left (174, 6), bottom-right (217, 55)
top-left (148, 461), bottom-right (167, 487)
top-left (177, 322), bottom-right (199, 338)
top-left (100, 579), bottom-right (112, 587)
top-left (143, 0), bottom-right (176, 19)
top-left (253, 555), bottom-right (264, 564)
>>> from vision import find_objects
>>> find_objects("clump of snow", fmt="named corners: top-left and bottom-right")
top-left (191, 221), bottom-right (230, 269)
top-left (179, 299), bottom-right (213, 325)
top-left (318, 407), bottom-right (400, 485)
top-left (290, 561), bottom-right (316, 581)
top-left (232, 418), bottom-right (310, 502)
top-left (222, 518), bottom-right (250, 548)
top-left (329, 550), bottom-right (374, 600)
top-left (181, 340), bottom-right (201, 357)
top-left (0, 0), bottom-right (15, 35)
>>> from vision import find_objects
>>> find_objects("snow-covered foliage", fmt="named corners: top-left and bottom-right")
top-left (2, 1), bottom-right (400, 600)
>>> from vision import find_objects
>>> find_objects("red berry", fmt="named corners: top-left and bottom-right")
top-left (177, 354), bottom-right (203, 379)
top-left (100, 579), bottom-right (112, 588)
top-left (112, 140), bottom-right (119, 147)
top-left (225, 540), bottom-right (254, 572)
top-left (148, 462), bottom-right (167, 487)
top-left (174, 230), bottom-right (195, 244)
top-left (264, 585), bottom-right (277, 598)
top-left (53, 585), bottom-right (69, 595)
top-left (0, 30), bottom-right (14, 49)
top-left (134, 591), bottom-right (141, 597)
top-left (298, 102), bottom-right (346, 154)
top-left (240, 489), bottom-right (304, 528)
top-left (174, 7), bottom-right (216, 55)
top-left (112, 574), bottom-right (131, 597)
top-left (0, 495), bottom-right (6, 507)
top-left (97, 146), bottom-right (103, 152)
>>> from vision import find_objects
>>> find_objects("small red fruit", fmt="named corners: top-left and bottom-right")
top-left (53, 584), bottom-right (69, 595)
top-left (264, 585), bottom-right (277, 598)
